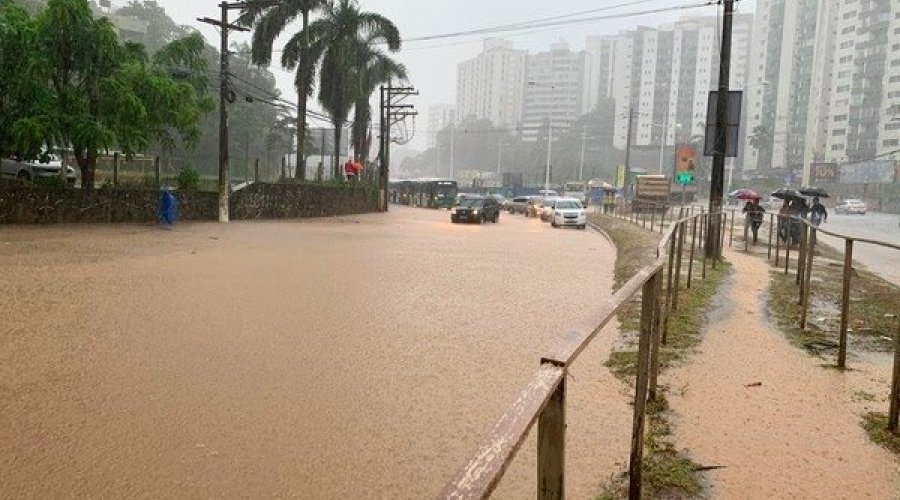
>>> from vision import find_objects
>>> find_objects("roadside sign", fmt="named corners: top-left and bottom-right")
top-left (677, 172), bottom-right (694, 185)
top-left (703, 91), bottom-right (743, 157)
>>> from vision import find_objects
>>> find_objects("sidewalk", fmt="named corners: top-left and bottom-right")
top-left (667, 248), bottom-right (900, 498)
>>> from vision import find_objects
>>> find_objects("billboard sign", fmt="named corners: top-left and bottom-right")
top-left (703, 91), bottom-right (743, 158)
top-left (616, 165), bottom-right (626, 189)
top-left (811, 162), bottom-right (838, 183)
top-left (839, 160), bottom-right (896, 184)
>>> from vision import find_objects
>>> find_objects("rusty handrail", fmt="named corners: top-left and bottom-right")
top-left (440, 209), bottom-right (715, 500)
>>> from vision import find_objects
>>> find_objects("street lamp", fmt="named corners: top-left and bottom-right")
top-left (528, 81), bottom-right (554, 198)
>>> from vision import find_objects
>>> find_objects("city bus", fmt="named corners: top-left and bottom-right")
top-left (388, 178), bottom-right (459, 209)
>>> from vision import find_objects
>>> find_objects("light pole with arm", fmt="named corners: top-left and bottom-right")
top-left (528, 81), bottom-right (554, 197)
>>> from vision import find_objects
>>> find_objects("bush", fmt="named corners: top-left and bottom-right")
top-left (176, 166), bottom-right (200, 191)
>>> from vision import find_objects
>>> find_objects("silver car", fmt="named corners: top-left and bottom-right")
top-left (1, 156), bottom-right (77, 185)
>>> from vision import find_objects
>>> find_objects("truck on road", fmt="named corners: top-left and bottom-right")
top-left (632, 174), bottom-right (671, 214)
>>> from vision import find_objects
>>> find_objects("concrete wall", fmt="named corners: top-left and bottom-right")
top-left (0, 183), bottom-right (379, 224)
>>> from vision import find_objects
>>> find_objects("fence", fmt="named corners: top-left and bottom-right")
top-left (440, 206), bottom-right (724, 500)
top-left (731, 210), bottom-right (900, 433)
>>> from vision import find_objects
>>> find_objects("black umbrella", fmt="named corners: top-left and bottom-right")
top-left (771, 188), bottom-right (803, 200)
top-left (799, 186), bottom-right (830, 198)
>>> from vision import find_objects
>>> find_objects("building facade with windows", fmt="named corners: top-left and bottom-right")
top-left (520, 42), bottom-right (591, 142)
top-left (455, 39), bottom-right (526, 129)
top-left (426, 104), bottom-right (455, 147)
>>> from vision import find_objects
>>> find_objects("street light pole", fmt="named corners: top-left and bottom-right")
top-left (579, 127), bottom-right (587, 182)
top-left (545, 115), bottom-right (552, 196)
top-left (658, 109), bottom-right (668, 174)
top-left (497, 137), bottom-right (502, 175)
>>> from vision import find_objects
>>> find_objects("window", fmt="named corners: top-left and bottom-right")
top-left (834, 114), bottom-right (848, 121)
top-left (840, 40), bottom-right (854, 49)
top-left (884, 139), bottom-right (900, 147)
top-left (831, 144), bottom-right (844, 151)
top-left (832, 129), bottom-right (846, 136)
top-left (840, 56), bottom-right (852, 63)
top-left (886, 122), bottom-right (900, 131)
top-left (842, 11), bottom-right (856, 19)
top-left (841, 26), bottom-right (855, 34)
top-left (837, 85), bottom-right (850, 92)
top-left (890, 76), bottom-right (900, 83)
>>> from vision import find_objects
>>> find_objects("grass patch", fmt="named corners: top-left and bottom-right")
top-left (861, 412), bottom-right (900, 456)
top-left (591, 213), bottom-right (729, 499)
top-left (767, 246), bottom-right (899, 358)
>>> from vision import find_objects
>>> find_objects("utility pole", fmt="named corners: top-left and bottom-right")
top-left (624, 106), bottom-right (635, 192)
top-left (379, 85), bottom-right (418, 211)
top-left (198, 2), bottom-right (251, 223)
top-left (707, 0), bottom-right (735, 258)
top-left (545, 115), bottom-right (553, 196)
top-left (497, 137), bottom-right (503, 175)
top-left (450, 121), bottom-right (455, 180)
top-left (579, 127), bottom-right (587, 182)
top-left (658, 108), bottom-right (668, 174)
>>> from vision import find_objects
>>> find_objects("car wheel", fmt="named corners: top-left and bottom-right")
top-left (551, 221), bottom-right (558, 228)
top-left (579, 225), bottom-right (587, 230)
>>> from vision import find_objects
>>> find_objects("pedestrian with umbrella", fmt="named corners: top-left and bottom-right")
top-left (737, 190), bottom-right (764, 244)
top-left (800, 187), bottom-right (830, 227)
top-left (772, 188), bottom-right (802, 244)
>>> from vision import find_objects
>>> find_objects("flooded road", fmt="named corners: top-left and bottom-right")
top-left (0, 207), bottom-right (627, 499)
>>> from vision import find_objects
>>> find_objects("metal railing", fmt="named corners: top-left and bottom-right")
top-left (440, 207), bottom-right (722, 500)
top-left (735, 211), bottom-right (900, 432)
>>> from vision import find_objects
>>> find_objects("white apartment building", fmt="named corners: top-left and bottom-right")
top-left (743, 0), bottom-right (832, 177)
top-left (455, 39), bottom-right (526, 129)
top-left (819, 0), bottom-right (900, 165)
top-left (600, 15), bottom-right (752, 151)
top-left (426, 104), bottom-right (455, 147)
top-left (521, 42), bottom-right (591, 142)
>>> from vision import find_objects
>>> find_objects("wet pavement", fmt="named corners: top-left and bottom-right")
top-left (0, 207), bottom-right (627, 499)
top-left (819, 213), bottom-right (900, 287)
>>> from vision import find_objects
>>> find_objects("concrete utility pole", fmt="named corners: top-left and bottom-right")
top-left (707, 0), bottom-right (735, 258)
top-left (579, 127), bottom-right (587, 182)
top-left (658, 109), bottom-right (668, 174)
top-left (545, 115), bottom-right (553, 196)
top-left (379, 85), bottom-right (418, 211)
top-left (450, 120), bottom-right (455, 180)
top-left (198, 2), bottom-right (252, 223)
top-left (624, 106), bottom-right (635, 191)
top-left (496, 137), bottom-right (503, 175)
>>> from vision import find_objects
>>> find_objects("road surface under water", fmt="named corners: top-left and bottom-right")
top-left (0, 207), bottom-right (628, 499)
top-left (819, 212), bottom-right (900, 287)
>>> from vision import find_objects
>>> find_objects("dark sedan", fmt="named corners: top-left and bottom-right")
top-left (451, 196), bottom-right (501, 224)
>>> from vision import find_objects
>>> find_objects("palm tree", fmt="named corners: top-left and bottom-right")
top-left (350, 41), bottom-right (406, 164)
top-left (287, 0), bottom-right (400, 178)
top-left (238, 0), bottom-right (327, 181)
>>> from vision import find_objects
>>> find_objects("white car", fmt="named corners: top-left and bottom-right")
top-left (539, 197), bottom-right (560, 222)
top-left (1, 155), bottom-right (77, 185)
top-left (835, 199), bottom-right (867, 215)
top-left (550, 198), bottom-right (587, 229)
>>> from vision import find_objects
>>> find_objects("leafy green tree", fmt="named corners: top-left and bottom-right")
top-left (292, 0), bottom-right (401, 177)
top-left (238, 0), bottom-right (328, 180)
top-left (0, 0), bottom-right (52, 160)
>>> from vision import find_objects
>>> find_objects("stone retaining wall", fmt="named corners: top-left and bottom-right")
top-left (0, 182), bottom-right (379, 224)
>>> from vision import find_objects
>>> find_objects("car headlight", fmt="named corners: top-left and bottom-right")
top-left (472, 210), bottom-right (479, 215)
top-left (451, 208), bottom-right (457, 214)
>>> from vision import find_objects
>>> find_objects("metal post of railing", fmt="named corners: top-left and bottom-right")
top-left (672, 220), bottom-right (686, 311)
top-left (800, 227), bottom-right (816, 329)
top-left (784, 221), bottom-right (792, 275)
top-left (650, 209), bottom-right (655, 233)
top-left (663, 224), bottom-right (678, 345)
top-left (838, 239), bottom-right (854, 369)
top-left (720, 212), bottom-right (727, 259)
top-left (775, 215), bottom-right (782, 266)
top-left (648, 268), bottom-right (663, 402)
top-left (659, 207), bottom-right (666, 234)
top-left (538, 374), bottom-right (565, 500)
top-left (701, 214), bottom-right (708, 280)
top-left (687, 216), bottom-right (697, 289)
top-left (729, 209), bottom-right (735, 247)
top-left (889, 316), bottom-right (900, 433)
top-left (796, 223), bottom-right (808, 287)
top-left (743, 212), bottom-right (749, 252)
top-left (628, 271), bottom-right (658, 500)
top-left (768, 213), bottom-right (774, 260)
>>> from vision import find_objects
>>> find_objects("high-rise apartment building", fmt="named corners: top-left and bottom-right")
top-left (598, 15), bottom-right (752, 152)
top-left (818, 0), bottom-right (900, 165)
top-left (520, 42), bottom-right (591, 141)
top-left (426, 104), bottom-right (455, 147)
top-left (455, 39), bottom-right (526, 128)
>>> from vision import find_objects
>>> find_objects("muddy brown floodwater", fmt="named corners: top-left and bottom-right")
top-left (0, 207), bottom-right (629, 499)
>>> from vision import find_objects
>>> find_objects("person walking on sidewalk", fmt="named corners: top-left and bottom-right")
top-left (743, 199), bottom-right (765, 244)
top-left (809, 197), bottom-right (828, 227)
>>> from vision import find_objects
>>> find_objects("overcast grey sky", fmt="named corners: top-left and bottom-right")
top-left (146, 0), bottom-right (757, 149)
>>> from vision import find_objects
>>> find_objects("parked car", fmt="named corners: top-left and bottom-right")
top-left (488, 194), bottom-right (507, 209)
top-left (1, 155), bottom-right (77, 185)
top-left (539, 197), bottom-right (560, 222)
top-left (508, 196), bottom-right (530, 214)
top-left (450, 195), bottom-right (501, 224)
top-left (538, 189), bottom-right (559, 198)
top-left (835, 199), bottom-right (867, 215)
top-left (550, 198), bottom-right (587, 229)
top-left (524, 196), bottom-right (545, 218)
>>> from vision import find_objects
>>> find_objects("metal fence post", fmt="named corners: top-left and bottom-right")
top-left (650, 210), bottom-right (655, 233)
top-left (648, 269), bottom-right (663, 402)
top-left (838, 239), bottom-right (853, 369)
top-left (538, 373), bottom-right (565, 500)
top-left (663, 225), bottom-right (678, 345)
top-left (628, 271), bottom-right (658, 500)
top-left (796, 223), bottom-right (808, 287)
top-left (701, 214), bottom-right (708, 280)
top-left (687, 216), bottom-right (697, 289)
top-left (729, 209), bottom-right (735, 247)
top-left (113, 152), bottom-right (119, 188)
top-left (784, 222), bottom-right (792, 275)
top-left (800, 228), bottom-right (816, 330)
top-left (768, 213), bottom-right (774, 260)
top-left (672, 221), bottom-right (685, 311)
top-left (775, 215), bottom-right (782, 266)
top-left (155, 156), bottom-right (161, 188)
top-left (889, 316), bottom-right (900, 433)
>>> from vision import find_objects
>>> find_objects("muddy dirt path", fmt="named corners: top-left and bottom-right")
top-left (668, 249), bottom-right (900, 498)
top-left (0, 208), bottom-right (630, 499)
